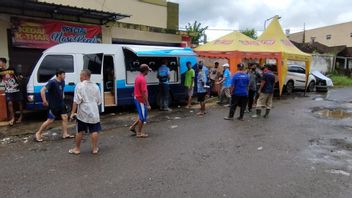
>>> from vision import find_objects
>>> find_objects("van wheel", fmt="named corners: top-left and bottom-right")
top-left (286, 81), bottom-right (294, 95)
top-left (307, 81), bottom-right (316, 92)
top-left (64, 95), bottom-right (73, 115)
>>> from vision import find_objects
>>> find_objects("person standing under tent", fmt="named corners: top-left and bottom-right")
top-left (217, 63), bottom-right (232, 106)
top-left (224, 63), bottom-right (250, 121)
top-left (253, 64), bottom-right (276, 118)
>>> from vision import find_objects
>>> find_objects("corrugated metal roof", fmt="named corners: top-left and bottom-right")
top-left (0, 0), bottom-right (130, 25)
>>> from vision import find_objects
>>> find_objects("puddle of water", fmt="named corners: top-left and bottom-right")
top-left (313, 96), bottom-right (325, 101)
top-left (314, 109), bottom-right (352, 119)
top-left (326, 169), bottom-right (350, 176)
top-left (330, 139), bottom-right (352, 151)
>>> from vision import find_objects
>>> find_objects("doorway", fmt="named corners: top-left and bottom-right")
top-left (103, 55), bottom-right (116, 106)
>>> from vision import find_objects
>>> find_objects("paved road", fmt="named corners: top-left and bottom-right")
top-left (1, 89), bottom-right (352, 198)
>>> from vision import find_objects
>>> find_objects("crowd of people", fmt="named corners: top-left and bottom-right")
top-left (185, 60), bottom-right (276, 121)
top-left (1, 56), bottom-right (276, 154)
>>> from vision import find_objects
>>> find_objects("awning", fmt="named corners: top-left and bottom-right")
top-left (123, 46), bottom-right (196, 57)
top-left (0, 0), bottom-right (130, 25)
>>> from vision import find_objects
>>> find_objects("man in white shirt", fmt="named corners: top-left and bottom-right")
top-left (69, 69), bottom-right (102, 155)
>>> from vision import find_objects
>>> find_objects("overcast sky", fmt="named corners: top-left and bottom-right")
top-left (169, 0), bottom-right (352, 41)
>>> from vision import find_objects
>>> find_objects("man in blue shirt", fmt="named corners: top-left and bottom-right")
top-left (224, 63), bottom-right (250, 121)
top-left (253, 64), bottom-right (276, 118)
top-left (217, 63), bottom-right (231, 106)
top-left (193, 61), bottom-right (208, 93)
top-left (35, 70), bottom-right (74, 142)
top-left (196, 64), bottom-right (207, 116)
top-left (158, 59), bottom-right (171, 111)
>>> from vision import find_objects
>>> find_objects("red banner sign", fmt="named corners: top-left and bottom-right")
top-left (11, 17), bottom-right (102, 49)
top-left (213, 39), bottom-right (234, 45)
top-left (239, 40), bottom-right (260, 46)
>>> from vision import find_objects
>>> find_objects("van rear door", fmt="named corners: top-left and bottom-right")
top-left (82, 53), bottom-right (105, 112)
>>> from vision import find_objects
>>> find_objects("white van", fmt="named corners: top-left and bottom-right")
top-left (26, 43), bottom-right (197, 112)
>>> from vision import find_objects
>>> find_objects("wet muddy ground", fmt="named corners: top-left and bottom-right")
top-left (1, 88), bottom-right (352, 197)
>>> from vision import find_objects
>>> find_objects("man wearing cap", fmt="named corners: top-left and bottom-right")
top-left (253, 64), bottom-right (276, 118)
top-left (217, 63), bottom-right (231, 106)
top-left (224, 63), bottom-right (250, 121)
top-left (129, 64), bottom-right (151, 138)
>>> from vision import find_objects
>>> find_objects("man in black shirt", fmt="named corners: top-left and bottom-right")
top-left (0, 58), bottom-right (23, 126)
top-left (35, 70), bottom-right (74, 142)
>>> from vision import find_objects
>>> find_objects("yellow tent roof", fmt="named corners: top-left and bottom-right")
top-left (257, 16), bottom-right (311, 61)
top-left (194, 31), bottom-right (270, 52)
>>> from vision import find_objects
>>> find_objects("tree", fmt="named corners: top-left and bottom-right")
top-left (185, 21), bottom-right (208, 45)
top-left (240, 28), bottom-right (257, 39)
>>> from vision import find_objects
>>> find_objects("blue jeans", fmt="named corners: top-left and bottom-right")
top-left (159, 83), bottom-right (169, 109)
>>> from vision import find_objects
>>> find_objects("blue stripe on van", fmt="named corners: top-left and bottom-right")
top-left (116, 80), bottom-right (128, 88)
top-left (33, 85), bottom-right (75, 93)
top-left (28, 85), bottom-right (75, 110)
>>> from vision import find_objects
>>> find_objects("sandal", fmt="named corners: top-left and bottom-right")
top-left (34, 133), bottom-right (43, 142)
top-left (62, 135), bottom-right (75, 139)
top-left (196, 112), bottom-right (205, 116)
top-left (92, 148), bottom-right (99, 154)
top-left (68, 148), bottom-right (80, 155)
top-left (129, 127), bottom-right (136, 134)
top-left (8, 119), bottom-right (14, 126)
top-left (16, 117), bottom-right (22, 124)
top-left (136, 134), bottom-right (149, 138)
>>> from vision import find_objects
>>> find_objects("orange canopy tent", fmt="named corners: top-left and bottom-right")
top-left (257, 16), bottom-right (312, 95)
top-left (194, 16), bottom-right (312, 95)
top-left (194, 31), bottom-right (280, 74)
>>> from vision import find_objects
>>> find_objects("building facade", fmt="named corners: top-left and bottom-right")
top-left (39, 0), bottom-right (181, 45)
top-left (0, 0), bottom-right (181, 79)
top-left (289, 21), bottom-right (352, 47)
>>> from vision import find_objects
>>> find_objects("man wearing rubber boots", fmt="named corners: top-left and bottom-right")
top-left (253, 64), bottom-right (276, 118)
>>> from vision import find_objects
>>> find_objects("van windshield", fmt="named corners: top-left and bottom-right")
top-left (37, 55), bottom-right (74, 83)
top-left (123, 49), bottom-right (179, 85)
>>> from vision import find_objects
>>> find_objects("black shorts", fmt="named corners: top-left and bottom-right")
top-left (48, 106), bottom-right (67, 120)
top-left (197, 92), bottom-right (207, 102)
top-left (5, 92), bottom-right (23, 102)
top-left (77, 119), bottom-right (102, 133)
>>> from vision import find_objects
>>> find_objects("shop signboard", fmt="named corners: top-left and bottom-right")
top-left (11, 17), bottom-right (102, 49)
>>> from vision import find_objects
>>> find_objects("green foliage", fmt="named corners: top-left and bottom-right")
top-left (185, 21), bottom-right (208, 45)
top-left (329, 73), bottom-right (352, 87)
top-left (240, 28), bottom-right (257, 39)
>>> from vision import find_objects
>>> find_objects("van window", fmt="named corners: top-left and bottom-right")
top-left (83, 54), bottom-right (103, 74)
top-left (37, 55), bottom-right (74, 83)
top-left (123, 49), bottom-right (179, 84)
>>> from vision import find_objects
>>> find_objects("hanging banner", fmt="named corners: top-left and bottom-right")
top-left (11, 17), bottom-right (102, 49)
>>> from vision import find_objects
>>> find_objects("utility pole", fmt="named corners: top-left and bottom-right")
top-left (302, 23), bottom-right (306, 43)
